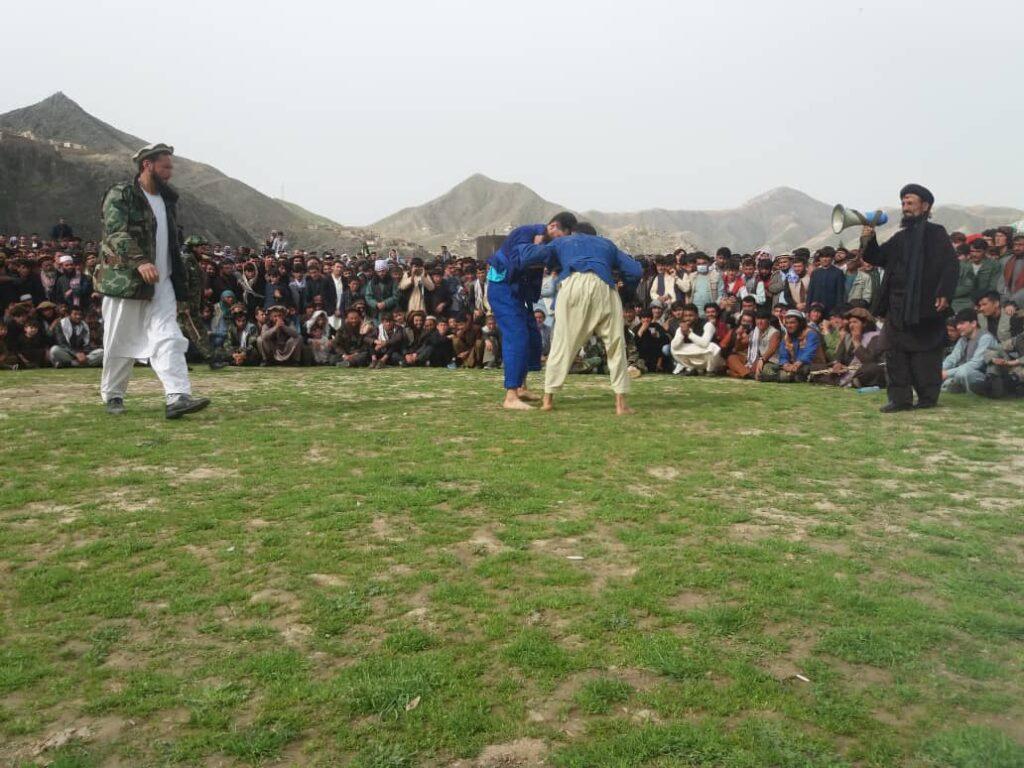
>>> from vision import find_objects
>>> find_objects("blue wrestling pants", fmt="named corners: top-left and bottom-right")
top-left (487, 278), bottom-right (542, 390)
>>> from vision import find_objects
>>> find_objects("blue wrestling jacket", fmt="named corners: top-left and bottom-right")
top-left (486, 224), bottom-right (547, 303)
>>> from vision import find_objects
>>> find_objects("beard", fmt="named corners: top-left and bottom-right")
top-left (900, 211), bottom-right (931, 229)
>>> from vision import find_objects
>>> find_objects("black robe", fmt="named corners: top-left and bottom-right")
top-left (860, 221), bottom-right (958, 351)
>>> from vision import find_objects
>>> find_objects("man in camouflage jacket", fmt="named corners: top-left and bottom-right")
top-left (97, 143), bottom-right (211, 419)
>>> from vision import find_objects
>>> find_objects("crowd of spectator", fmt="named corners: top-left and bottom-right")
top-left (3, 221), bottom-right (1023, 399)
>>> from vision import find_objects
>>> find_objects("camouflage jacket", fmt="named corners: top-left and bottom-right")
top-left (96, 178), bottom-right (187, 301)
top-left (180, 251), bottom-right (205, 317)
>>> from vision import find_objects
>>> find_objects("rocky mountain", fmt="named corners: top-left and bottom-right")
top-left (374, 174), bottom-right (1023, 256)
top-left (0, 92), bottom-right (396, 253)
top-left (373, 174), bottom-right (568, 250)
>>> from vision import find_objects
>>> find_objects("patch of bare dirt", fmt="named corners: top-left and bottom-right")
top-left (471, 738), bottom-right (548, 767)
top-left (249, 588), bottom-right (300, 609)
top-left (308, 573), bottom-right (346, 588)
top-left (305, 444), bottom-right (329, 463)
top-left (645, 466), bottom-right (679, 481)
top-left (453, 526), bottom-right (508, 562)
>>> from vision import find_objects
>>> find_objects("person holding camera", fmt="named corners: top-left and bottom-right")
top-left (399, 257), bottom-right (435, 315)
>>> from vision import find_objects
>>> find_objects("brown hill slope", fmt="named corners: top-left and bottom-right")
top-left (0, 92), bottom-right (373, 252)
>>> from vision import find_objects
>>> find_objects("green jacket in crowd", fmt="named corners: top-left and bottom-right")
top-left (96, 178), bottom-right (188, 302)
top-left (952, 259), bottom-right (1001, 313)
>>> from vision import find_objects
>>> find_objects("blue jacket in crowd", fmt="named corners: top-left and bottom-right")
top-left (806, 265), bottom-right (846, 315)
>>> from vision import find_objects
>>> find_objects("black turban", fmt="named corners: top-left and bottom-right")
top-left (899, 183), bottom-right (934, 206)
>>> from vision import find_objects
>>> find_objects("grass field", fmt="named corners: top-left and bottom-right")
top-left (1, 368), bottom-right (1022, 768)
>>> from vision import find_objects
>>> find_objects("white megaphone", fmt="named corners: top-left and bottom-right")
top-left (831, 205), bottom-right (889, 234)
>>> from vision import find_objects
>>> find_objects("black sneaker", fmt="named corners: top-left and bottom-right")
top-left (879, 401), bottom-right (913, 413)
top-left (165, 394), bottom-right (211, 420)
top-left (106, 397), bottom-right (126, 415)
top-left (913, 401), bottom-right (938, 410)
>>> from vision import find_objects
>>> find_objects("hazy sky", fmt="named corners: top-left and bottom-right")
top-left (5, 0), bottom-right (1023, 224)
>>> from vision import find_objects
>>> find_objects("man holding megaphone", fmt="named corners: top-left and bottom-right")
top-left (859, 183), bottom-right (958, 413)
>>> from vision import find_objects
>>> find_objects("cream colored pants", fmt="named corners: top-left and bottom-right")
top-left (545, 272), bottom-right (629, 394)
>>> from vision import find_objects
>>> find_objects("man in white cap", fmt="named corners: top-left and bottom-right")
top-left (94, 142), bottom-right (210, 418)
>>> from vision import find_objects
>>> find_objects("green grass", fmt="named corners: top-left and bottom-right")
top-left (1, 367), bottom-right (1022, 767)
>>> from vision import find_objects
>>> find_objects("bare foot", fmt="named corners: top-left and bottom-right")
top-left (541, 394), bottom-right (554, 411)
top-left (517, 389), bottom-right (540, 402)
top-left (615, 395), bottom-right (634, 415)
top-left (503, 399), bottom-right (533, 411)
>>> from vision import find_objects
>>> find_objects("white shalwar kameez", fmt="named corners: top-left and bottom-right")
top-left (100, 190), bottom-right (191, 403)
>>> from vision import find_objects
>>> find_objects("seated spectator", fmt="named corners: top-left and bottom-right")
top-left (5, 304), bottom-right (48, 369)
top-left (725, 310), bottom-right (757, 379)
top-left (306, 319), bottom-right (334, 366)
top-left (571, 336), bottom-right (607, 374)
top-left (0, 318), bottom-right (18, 369)
top-left (635, 307), bottom-right (672, 373)
top-left (818, 307), bottom-right (885, 387)
top-left (259, 305), bottom-right (305, 365)
top-left (369, 313), bottom-right (405, 369)
top-left (749, 308), bottom-right (782, 380)
top-left (821, 305), bottom-right (850, 363)
top-left (942, 309), bottom-right (999, 394)
top-left (226, 305), bottom-right (259, 366)
top-left (670, 303), bottom-right (724, 375)
top-left (977, 291), bottom-right (1022, 345)
top-left (452, 315), bottom-right (484, 369)
top-left (985, 323), bottom-right (1024, 398)
top-left (50, 305), bottom-right (103, 368)
top-left (424, 318), bottom-right (456, 367)
top-left (535, 310), bottom-right (552, 361)
top-left (480, 314), bottom-right (501, 369)
top-left (762, 309), bottom-right (825, 383)
top-left (333, 308), bottom-right (372, 368)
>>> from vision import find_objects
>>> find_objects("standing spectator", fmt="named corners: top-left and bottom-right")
top-left (400, 258), bottom-right (435, 314)
top-left (953, 239), bottom-right (1001, 312)
top-left (364, 259), bottom-right (401, 321)
top-left (844, 255), bottom-right (873, 306)
top-left (52, 255), bottom-right (94, 311)
top-left (271, 230), bottom-right (289, 255)
top-left (302, 259), bottom-right (335, 310)
top-left (11, 260), bottom-right (46, 305)
top-left (466, 265), bottom-right (490, 319)
top-left (998, 234), bottom-right (1024, 307)
top-left (649, 256), bottom-right (686, 306)
top-left (50, 218), bottom-right (74, 240)
top-left (806, 248), bottom-right (845, 316)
